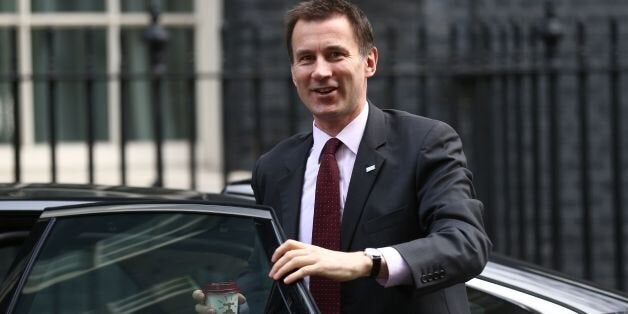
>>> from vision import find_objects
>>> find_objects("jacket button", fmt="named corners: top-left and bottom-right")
top-left (420, 274), bottom-right (427, 283)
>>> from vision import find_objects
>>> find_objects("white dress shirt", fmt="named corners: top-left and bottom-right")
top-left (299, 103), bottom-right (411, 287)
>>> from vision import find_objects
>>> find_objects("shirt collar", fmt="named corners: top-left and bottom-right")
top-left (312, 102), bottom-right (369, 156)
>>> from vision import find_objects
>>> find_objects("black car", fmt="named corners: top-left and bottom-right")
top-left (1, 183), bottom-right (628, 314)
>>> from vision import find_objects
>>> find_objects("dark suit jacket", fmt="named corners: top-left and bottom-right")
top-left (252, 103), bottom-right (491, 313)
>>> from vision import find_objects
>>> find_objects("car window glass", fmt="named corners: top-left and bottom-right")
top-left (0, 245), bottom-right (21, 281)
top-left (467, 287), bottom-right (536, 314)
top-left (0, 229), bottom-right (31, 282)
top-left (13, 212), bottom-right (278, 314)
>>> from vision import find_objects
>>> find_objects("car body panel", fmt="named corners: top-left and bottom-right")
top-left (0, 201), bottom-right (88, 211)
top-left (476, 257), bottom-right (628, 314)
top-left (467, 278), bottom-right (577, 314)
top-left (40, 203), bottom-right (273, 219)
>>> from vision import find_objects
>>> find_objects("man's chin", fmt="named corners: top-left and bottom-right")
top-left (311, 107), bottom-right (341, 119)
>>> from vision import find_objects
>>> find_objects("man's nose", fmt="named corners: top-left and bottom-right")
top-left (311, 59), bottom-right (332, 80)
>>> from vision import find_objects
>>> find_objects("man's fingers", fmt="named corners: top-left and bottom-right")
top-left (283, 264), bottom-right (319, 284)
top-left (238, 293), bottom-right (247, 304)
top-left (193, 290), bottom-right (212, 314)
top-left (192, 289), bottom-right (205, 303)
top-left (194, 303), bottom-right (214, 314)
top-left (270, 248), bottom-right (301, 277)
top-left (271, 241), bottom-right (294, 262)
top-left (270, 250), bottom-right (316, 280)
top-left (271, 239), bottom-right (304, 262)
top-left (269, 240), bottom-right (354, 283)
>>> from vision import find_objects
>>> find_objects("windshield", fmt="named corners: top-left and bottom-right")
top-left (13, 212), bottom-right (278, 314)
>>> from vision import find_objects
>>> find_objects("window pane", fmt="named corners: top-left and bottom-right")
top-left (31, 0), bottom-right (105, 12)
top-left (0, 244), bottom-right (21, 281)
top-left (121, 27), bottom-right (194, 140)
top-left (15, 213), bottom-right (275, 313)
top-left (467, 287), bottom-right (533, 314)
top-left (32, 28), bottom-right (109, 142)
top-left (0, 0), bottom-right (16, 12)
top-left (122, 0), bottom-right (193, 13)
top-left (0, 28), bottom-right (16, 143)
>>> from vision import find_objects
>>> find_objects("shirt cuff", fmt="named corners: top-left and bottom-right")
top-left (376, 247), bottom-right (413, 287)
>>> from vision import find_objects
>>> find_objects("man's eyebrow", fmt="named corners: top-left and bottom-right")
top-left (294, 48), bottom-right (313, 56)
top-left (324, 45), bottom-right (348, 52)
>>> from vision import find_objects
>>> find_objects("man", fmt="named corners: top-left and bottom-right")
top-left (198, 0), bottom-right (491, 313)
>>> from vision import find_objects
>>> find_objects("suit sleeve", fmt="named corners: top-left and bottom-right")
top-left (393, 121), bottom-right (492, 292)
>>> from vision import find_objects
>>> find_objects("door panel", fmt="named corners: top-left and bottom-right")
top-left (12, 211), bottom-right (282, 313)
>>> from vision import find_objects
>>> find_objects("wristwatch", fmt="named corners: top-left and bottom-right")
top-left (364, 248), bottom-right (382, 278)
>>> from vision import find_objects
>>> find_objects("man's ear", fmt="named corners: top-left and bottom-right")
top-left (365, 47), bottom-right (378, 78)
top-left (290, 66), bottom-right (297, 86)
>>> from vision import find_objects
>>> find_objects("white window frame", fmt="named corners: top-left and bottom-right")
top-left (0, 0), bottom-right (224, 191)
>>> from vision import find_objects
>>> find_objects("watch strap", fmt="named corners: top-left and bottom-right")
top-left (365, 248), bottom-right (382, 278)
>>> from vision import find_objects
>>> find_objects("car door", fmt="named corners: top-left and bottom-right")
top-left (0, 200), bottom-right (94, 282)
top-left (0, 202), bottom-right (318, 314)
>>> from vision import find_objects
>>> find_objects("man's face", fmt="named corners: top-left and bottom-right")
top-left (290, 15), bottom-right (377, 132)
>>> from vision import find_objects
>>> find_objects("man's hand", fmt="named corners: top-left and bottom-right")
top-left (268, 239), bottom-right (372, 284)
top-left (192, 290), bottom-right (246, 314)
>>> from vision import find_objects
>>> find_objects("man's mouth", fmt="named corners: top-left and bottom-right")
top-left (312, 87), bottom-right (337, 95)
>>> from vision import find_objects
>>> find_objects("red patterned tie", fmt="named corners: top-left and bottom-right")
top-left (310, 138), bottom-right (342, 313)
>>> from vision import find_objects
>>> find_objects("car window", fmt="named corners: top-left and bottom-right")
top-left (467, 287), bottom-right (536, 314)
top-left (0, 211), bottom-right (39, 283)
top-left (0, 244), bottom-right (22, 281)
top-left (12, 212), bottom-right (280, 314)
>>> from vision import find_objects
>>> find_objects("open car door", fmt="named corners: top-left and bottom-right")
top-left (0, 202), bottom-right (319, 314)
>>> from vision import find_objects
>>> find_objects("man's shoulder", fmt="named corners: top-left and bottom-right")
top-left (257, 131), bottom-right (312, 163)
top-left (381, 108), bottom-right (435, 123)
top-left (379, 108), bottom-right (451, 134)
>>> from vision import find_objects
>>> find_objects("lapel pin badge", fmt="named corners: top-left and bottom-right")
top-left (366, 165), bottom-right (376, 173)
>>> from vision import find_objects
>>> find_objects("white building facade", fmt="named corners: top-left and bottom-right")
top-left (0, 0), bottom-right (226, 192)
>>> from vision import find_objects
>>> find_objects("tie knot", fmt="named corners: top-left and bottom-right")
top-left (321, 138), bottom-right (342, 156)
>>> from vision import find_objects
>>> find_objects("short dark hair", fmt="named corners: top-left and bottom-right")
top-left (284, 0), bottom-right (375, 63)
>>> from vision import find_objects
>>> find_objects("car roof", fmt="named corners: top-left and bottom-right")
top-left (0, 183), bottom-right (255, 210)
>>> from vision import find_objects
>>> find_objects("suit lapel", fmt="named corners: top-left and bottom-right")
top-left (277, 135), bottom-right (313, 240)
top-left (342, 104), bottom-right (387, 250)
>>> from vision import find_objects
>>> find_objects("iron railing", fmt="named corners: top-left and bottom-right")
top-left (220, 13), bottom-right (628, 291)
top-left (1, 9), bottom-right (627, 292)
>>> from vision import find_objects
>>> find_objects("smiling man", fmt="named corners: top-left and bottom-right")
top-left (196, 0), bottom-right (491, 313)
top-left (253, 1), bottom-right (491, 313)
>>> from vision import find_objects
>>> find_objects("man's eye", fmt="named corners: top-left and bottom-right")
top-left (329, 51), bottom-right (346, 60)
top-left (299, 55), bottom-right (314, 62)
